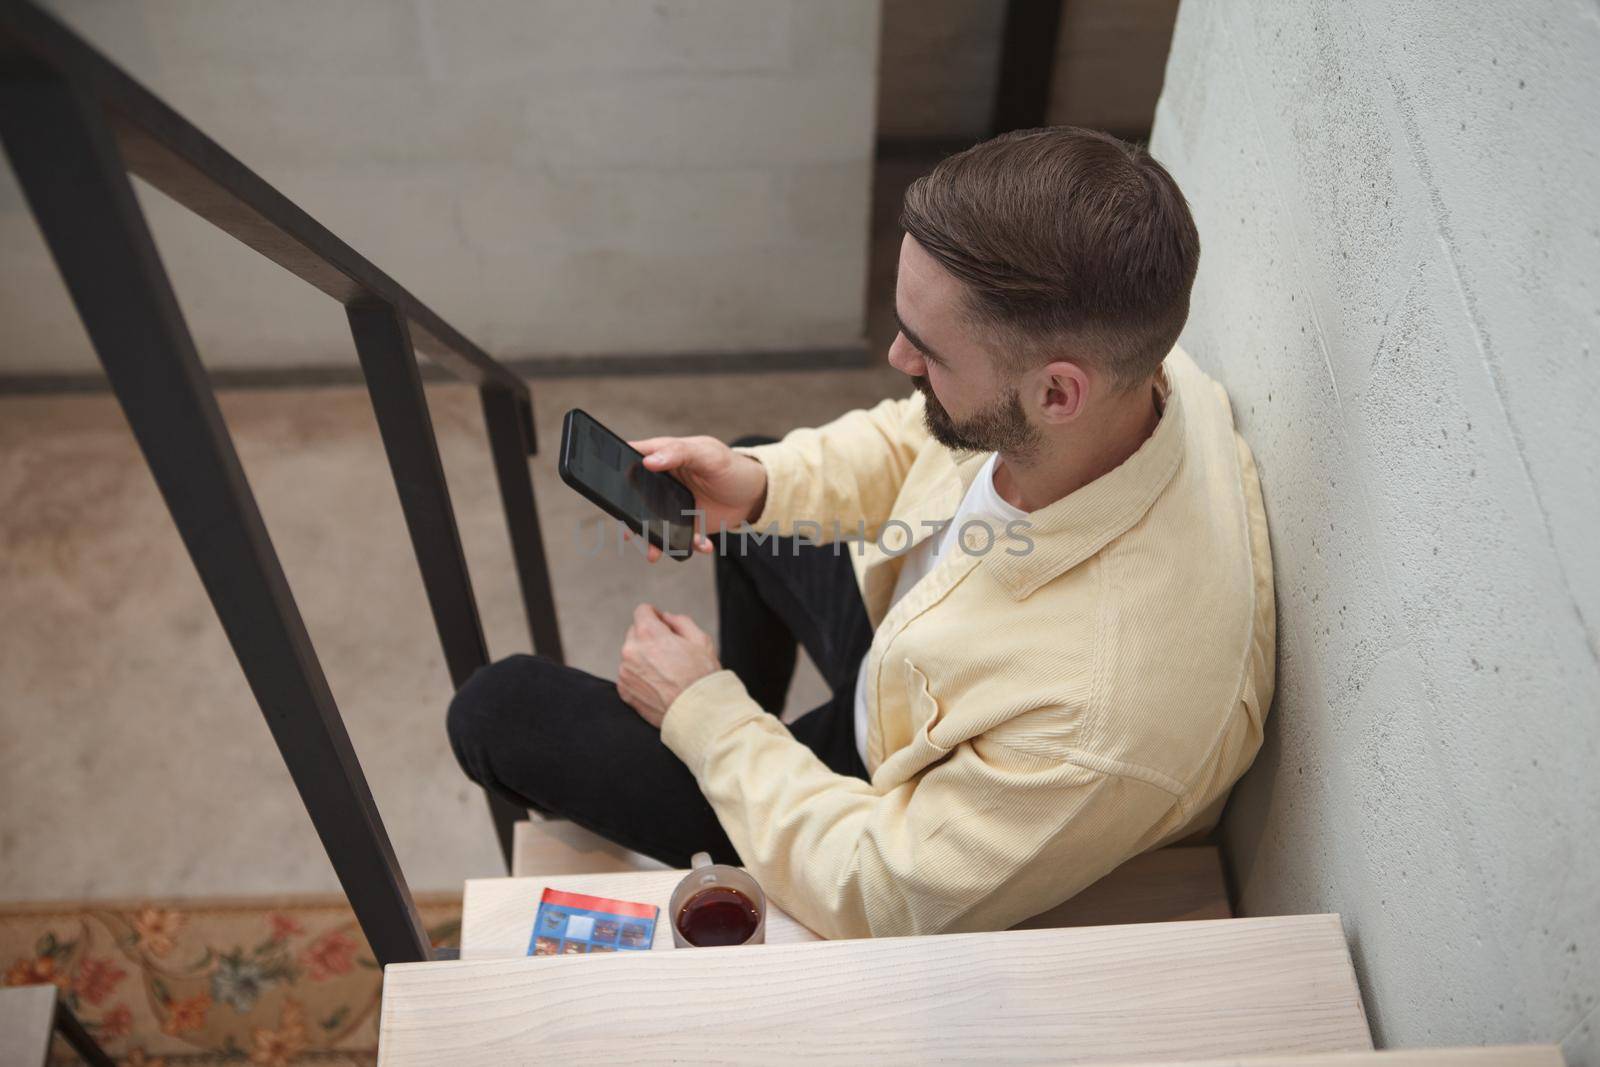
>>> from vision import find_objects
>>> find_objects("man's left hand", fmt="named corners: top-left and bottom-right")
top-left (617, 604), bottom-right (721, 728)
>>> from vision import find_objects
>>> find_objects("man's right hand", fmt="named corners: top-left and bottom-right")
top-left (628, 435), bottom-right (769, 563)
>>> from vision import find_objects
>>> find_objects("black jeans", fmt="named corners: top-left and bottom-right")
top-left (447, 443), bottom-right (874, 867)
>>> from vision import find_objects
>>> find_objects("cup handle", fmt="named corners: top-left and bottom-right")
top-left (689, 851), bottom-right (713, 871)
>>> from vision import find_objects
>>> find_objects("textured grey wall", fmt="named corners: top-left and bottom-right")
top-left (0, 0), bottom-right (879, 373)
top-left (1151, 0), bottom-right (1599, 1060)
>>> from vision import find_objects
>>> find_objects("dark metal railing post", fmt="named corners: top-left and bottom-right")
top-left (54, 998), bottom-right (115, 1067)
top-left (479, 386), bottom-right (566, 860)
top-left (0, 74), bottom-right (431, 967)
top-left (481, 387), bottom-right (566, 665)
top-left (347, 301), bottom-right (528, 867)
top-left (347, 301), bottom-right (491, 689)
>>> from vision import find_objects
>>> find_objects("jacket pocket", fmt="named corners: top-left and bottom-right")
top-left (904, 662), bottom-right (952, 753)
top-left (871, 661), bottom-right (955, 784)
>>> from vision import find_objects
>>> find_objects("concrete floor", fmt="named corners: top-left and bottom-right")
top-left (0, 361), bottom-right (909, 901)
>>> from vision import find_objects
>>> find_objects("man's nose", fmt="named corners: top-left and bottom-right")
top-left (887, 333), bottom-right (925, 376)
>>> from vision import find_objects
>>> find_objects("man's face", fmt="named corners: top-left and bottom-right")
top-left (889, 235), bottom-right (1041, 456)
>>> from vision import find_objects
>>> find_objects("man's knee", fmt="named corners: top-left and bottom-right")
top-left (446, 654), bottom-right (554, 782)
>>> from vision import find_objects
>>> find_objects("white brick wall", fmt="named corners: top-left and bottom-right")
top-left (0, 0), bottom-right (880, 372)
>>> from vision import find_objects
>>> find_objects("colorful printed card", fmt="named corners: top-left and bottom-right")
top-left (528, 888), bottom-right (659, 956)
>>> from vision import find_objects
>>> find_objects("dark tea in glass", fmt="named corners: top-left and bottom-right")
top-left (675, 886), bottom-right (761, 947)
top-left (668, 851), bottom-right (767, 947)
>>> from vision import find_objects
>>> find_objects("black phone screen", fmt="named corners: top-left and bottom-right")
top-left (560, 410), bottom-right (698, 556)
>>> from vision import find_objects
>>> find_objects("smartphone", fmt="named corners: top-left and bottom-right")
top-left (558, 408), bottom-right (698, 560)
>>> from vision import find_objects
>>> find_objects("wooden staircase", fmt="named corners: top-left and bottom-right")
top-left (374, 821), bottom-right (1566, 1064)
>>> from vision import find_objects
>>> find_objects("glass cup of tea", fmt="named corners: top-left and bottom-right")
top-left (668, 852), bottom-right (767, 948)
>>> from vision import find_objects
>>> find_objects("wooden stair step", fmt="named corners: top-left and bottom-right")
top-left (380, 913), bottom-right (1369, 1064)
top-left (1015, 844), bottom-right (1231, 928)
top-left (510, 815), bottom-right (666, 878)
top-left (462, 868), bottom-right (818, 958)
top-left (464, 844), bottom-right (1229, 958)
top-left (1103, 1049), bottom-right (1564, 1066)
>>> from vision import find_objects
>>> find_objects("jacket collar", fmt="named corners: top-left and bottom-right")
top-left (980, 369), bottom-right (1185, 599)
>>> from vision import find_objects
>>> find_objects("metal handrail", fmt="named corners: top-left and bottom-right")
top-left (0, 0), bottom-right (563, 966)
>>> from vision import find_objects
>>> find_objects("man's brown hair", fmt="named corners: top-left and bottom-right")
top-left (900, 126), bottom-right (1200, 389)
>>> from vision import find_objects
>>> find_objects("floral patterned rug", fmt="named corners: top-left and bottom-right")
top-left (0, 892), bottom-right (461, 1065)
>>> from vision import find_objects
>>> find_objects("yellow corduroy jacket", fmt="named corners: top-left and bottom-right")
top-left (660, 348), bottom-right (1275, 940)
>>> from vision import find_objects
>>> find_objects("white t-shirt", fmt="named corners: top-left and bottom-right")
top-left (851, 452), bottom-right (1028, 770)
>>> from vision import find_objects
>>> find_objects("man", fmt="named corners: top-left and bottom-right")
top-left (448, 126), bottom-right (1274, 941)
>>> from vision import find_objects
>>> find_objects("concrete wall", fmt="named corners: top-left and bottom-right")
top-left (1151, 1), bottom-right (1599, 1061)
top-left (876, 0), bottom-right (1003, 142)
top-left (876, 0), bottom-right (1178, 144)
top-left (0, 0), bottom-right (879, 374)
top-left (1045, 0), bottom-right (1177, 136)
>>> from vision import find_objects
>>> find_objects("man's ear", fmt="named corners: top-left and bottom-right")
top-left (1033, 360), bottom-right (1092, 424)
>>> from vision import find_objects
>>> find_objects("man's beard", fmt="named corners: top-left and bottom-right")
top-left (913, 376), bottom-right (1041, 458)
